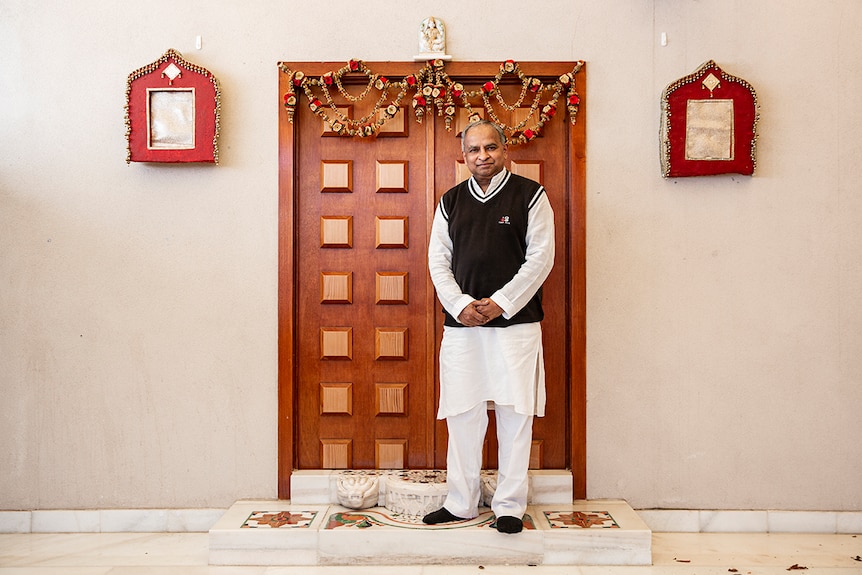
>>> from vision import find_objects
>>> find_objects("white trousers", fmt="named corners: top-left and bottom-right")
top-left (443, 402), bottom-right (533, 519)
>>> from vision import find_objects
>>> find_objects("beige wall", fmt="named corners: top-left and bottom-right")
top-left (1, 0), bottom-right (860, 511)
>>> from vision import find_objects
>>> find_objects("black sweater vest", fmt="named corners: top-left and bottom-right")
top-left (440, 172), bottom-right (545, 328)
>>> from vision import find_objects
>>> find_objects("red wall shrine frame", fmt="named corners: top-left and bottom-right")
top-left (125, 49), bottom-right (221, 164)
top-left (660, 60), bottom-right (758, 178)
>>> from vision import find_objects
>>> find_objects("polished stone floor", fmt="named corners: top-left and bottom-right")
top-left (1, 532), bottom-right (861, 574)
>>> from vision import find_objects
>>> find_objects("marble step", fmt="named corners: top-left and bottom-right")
top-left (208, 499), bottom-right (652, 566)
top-left (289, 469), bottom-right (576, 509)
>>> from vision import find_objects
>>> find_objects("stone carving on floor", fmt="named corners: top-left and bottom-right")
top-left (335, 470), bottom-right (381, 509)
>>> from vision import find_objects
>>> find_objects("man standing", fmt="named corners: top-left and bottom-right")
top-left (423, 120), bottom-right (555, 534)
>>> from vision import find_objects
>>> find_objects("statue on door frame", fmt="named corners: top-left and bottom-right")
top-left (416, 17), bottom-right (451, 61)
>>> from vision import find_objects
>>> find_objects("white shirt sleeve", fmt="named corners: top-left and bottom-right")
top-left (490, 190), bottom-right (555, 319)
top-left (428, 204), bottom-right (476, 322)
top-left (427, 190), bottom-right (555, 323)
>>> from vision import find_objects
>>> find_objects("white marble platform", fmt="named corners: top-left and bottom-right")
top-left (208, 498), bottom-right (652, 566)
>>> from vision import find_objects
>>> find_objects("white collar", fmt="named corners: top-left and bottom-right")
top-left (468, 169), bottom-right (510, 203)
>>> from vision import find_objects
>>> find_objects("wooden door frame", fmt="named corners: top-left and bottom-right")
top-left (277, 62), bottom-right (586, 499)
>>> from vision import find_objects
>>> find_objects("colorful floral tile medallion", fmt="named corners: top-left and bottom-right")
top-left (544, 511), bottom-right (619, 529)
top-left (242, 511), bottom-right (318, 529)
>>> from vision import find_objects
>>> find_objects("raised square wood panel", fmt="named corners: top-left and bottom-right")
top-left (321, 439), bottom-right (352, 469)
top-left (321, 105), bottom-right (352, 136)
top-left (376, 161), bottom-right (408, 193)
top-left (529, 440), bottom-right (543, 470)
top-left (510, 160), bottom-right (544, 185)
top-left (513, 107), bottom-right (540, 134)
top-left (375, 216), bottom-right (408, 248)
top-left (320, 327), bottom-right (352, 359)
top-left (455, 160), bottom-right (471, 185)
top-left (375, 327), bottom-right (407, 360)
top-left (375, 439), bottom-right (407, 469)
top-left (375, 272), bottom-right (408, 305)
top-left (320, 216), bottom-right (352, 248)
top-left (320, 382), bottom-right (352, 415)
top-left (375, 106), bottom-right (408, 137)
top-left (455, 107), bottom-right (485, 136)
top-left (321, 272), bottom-right (352, 304)
top-left (375, 382), bottom-right (408, 415)
top-left (320, 160), bottom-right (352, 192)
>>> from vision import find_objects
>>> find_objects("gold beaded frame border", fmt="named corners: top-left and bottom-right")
top-left (660, 59), bottom-right (759, 178)
top-left (125, 48), bottom-right (222, 164)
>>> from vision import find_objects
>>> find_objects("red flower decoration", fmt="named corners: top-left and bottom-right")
top-left (568, 94), bottom-right (581, 106)
top-left (349, 59), bottom-right (360, 71)
top-left (482, 81), bottom-right (495, 93)
top-left (543, 105), bottom-right (557, 118)
top-left (413, 95), bottom-right (427, 107)
top-left (293, 72), bottom-right (305, 86)
top-left (323, 74), bottom-right (333, 85)
top-left (406, 75), bottom-right (417, 86)
top-left (524, 129), bottom-right (536, 140)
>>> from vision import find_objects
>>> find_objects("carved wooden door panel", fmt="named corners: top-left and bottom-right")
top-left (291, 82), bottom-right (435, 471)
top-left (278, 62), bottom-right (586, 499)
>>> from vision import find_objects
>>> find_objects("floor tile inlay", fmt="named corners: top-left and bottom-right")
top-left (545, 510), bottom-right (619, 529)
top-left (242, 510), bottom-right (318, 528)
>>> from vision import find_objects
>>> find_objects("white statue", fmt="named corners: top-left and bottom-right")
top-left (420, 17), bottom-right (445, 53)
top-left (415, 17), bottom-right (451, 60)
top-left (480, 471), bottom-right (497, 507)
top-left (336, 472), bottom-right (380, 510)
top-left (384, 470), bottom-right (448, 519)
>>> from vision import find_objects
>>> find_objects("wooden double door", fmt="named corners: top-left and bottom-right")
top-left (278, 62), bottom-right (586, 498)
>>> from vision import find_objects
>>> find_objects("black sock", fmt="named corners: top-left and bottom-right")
top-left (422, 507), bottom-right (464, 524)
top-left (495, 515), bottom-right (523, 533)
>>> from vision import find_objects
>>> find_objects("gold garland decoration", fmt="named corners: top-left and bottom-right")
top-left (280, 58), bottom-right (583, 145)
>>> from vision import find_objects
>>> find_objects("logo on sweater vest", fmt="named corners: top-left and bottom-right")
top-left (498, 216), bottom-right (510, 225)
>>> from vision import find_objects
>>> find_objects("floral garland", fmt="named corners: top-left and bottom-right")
top-left (280, 59), bottom-right (583, 145)
top-left (281, 59), bottom-right (410, 137)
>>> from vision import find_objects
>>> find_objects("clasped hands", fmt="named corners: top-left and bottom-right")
top-left (457, 298), bottom-right (503, 327)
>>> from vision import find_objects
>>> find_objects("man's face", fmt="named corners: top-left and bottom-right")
top-left (462, 124), bottom-right (507, 181)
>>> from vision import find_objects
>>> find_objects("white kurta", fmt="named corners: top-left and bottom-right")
top-left (437, 323), bottom-right (546, 417)
top-left (428, 169), bottom-right (555, 419)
